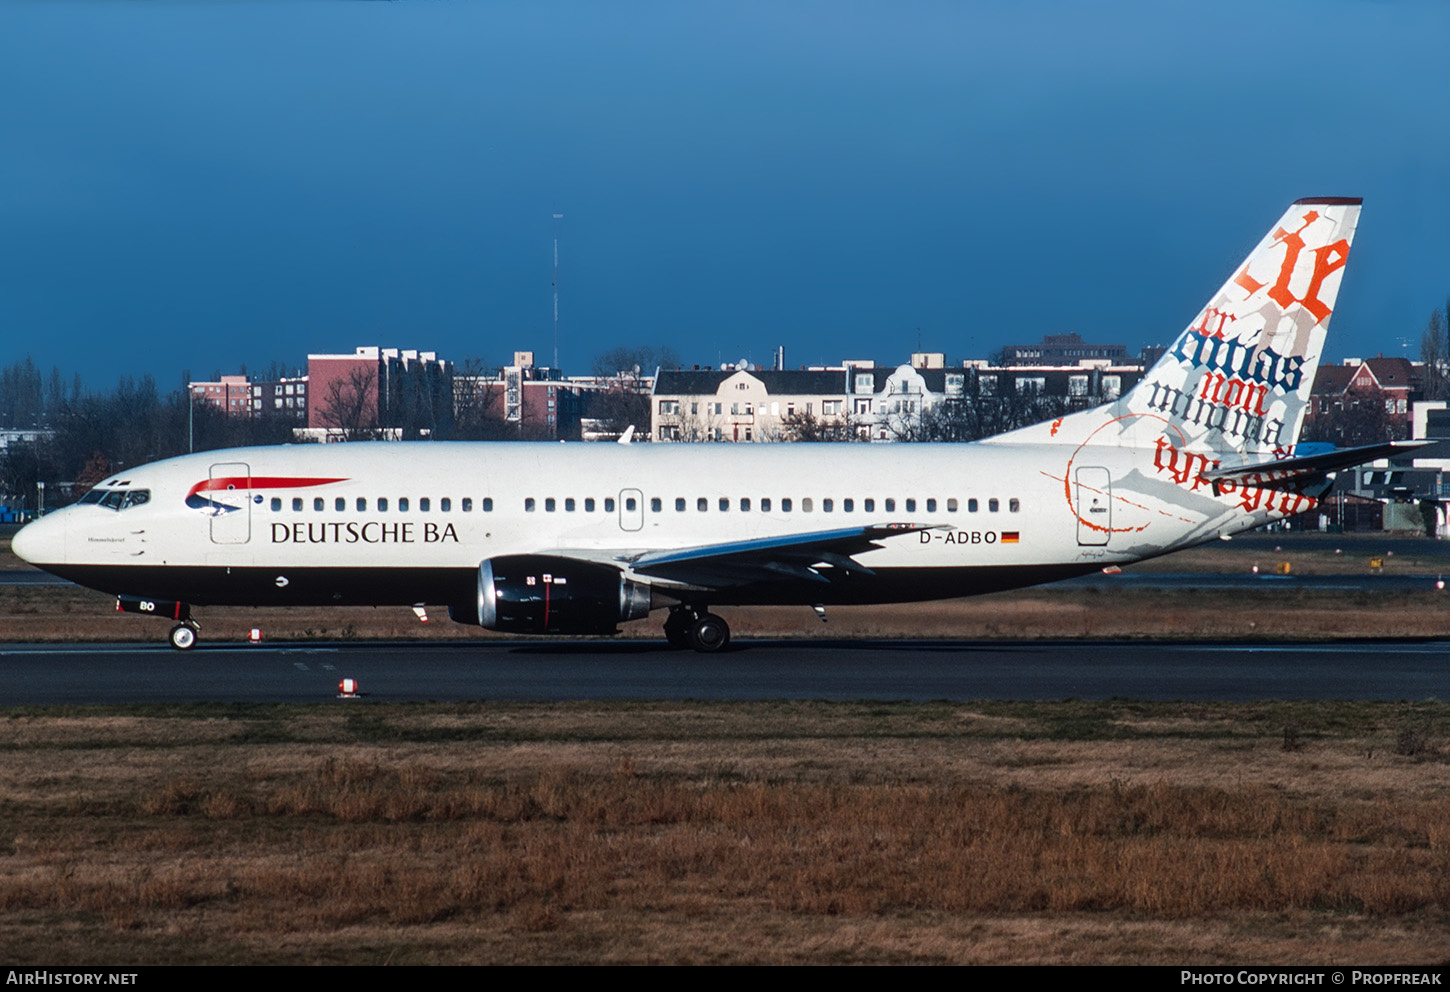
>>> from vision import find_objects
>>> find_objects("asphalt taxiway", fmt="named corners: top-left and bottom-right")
top-left (1, 637), bottom-right (1445, 704)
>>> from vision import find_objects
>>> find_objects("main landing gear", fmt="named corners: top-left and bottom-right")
top-left (663, 605), bottom-right (731, 653)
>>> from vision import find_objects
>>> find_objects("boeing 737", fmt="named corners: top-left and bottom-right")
top-left (13, 197), bottom-right (1406, 651)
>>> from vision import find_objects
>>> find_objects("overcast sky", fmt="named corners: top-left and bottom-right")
top-left (3, 0), bottom-right (1448, 389)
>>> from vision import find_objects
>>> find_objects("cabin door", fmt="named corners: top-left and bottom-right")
top-left (1074, 466), bottom-right (1111, 546)
top-left (208, 462), bottom-right (252, 545)
top-left (618, 488), bottom-right (644, 532)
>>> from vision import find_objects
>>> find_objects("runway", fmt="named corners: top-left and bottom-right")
top-left (1, 637), bottom-right (1446, 704)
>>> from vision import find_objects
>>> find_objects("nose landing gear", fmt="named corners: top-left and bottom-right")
top-left (663, 606), bottom-right (731, 653)
top-left (168, 623), bottom-right (199, 651)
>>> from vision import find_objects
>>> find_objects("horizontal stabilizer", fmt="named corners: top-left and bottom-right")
top-left (1200, 440), bottom-right (1431, 490)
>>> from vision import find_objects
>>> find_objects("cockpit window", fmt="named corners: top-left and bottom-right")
top-left (88, 489), bottom-right (150, 511)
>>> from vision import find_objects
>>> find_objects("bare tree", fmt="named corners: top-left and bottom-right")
top-left (1422, 303), bottom-right (1450, 401)
top-left (319, 367), bottom-right (381, 441)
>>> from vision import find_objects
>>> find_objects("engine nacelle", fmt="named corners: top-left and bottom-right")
top-left (449, 555), bottom-right (651, 634)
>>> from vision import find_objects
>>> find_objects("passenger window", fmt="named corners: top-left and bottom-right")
top-left (802, 498), bottom-right (814, 512)
top-left (676, 498), bottom-right (686, 511)
top-left (989, 498), bottom-right (999, 512)
top-left (545, 498), bottom-right (556, 512)
top-left (525, 498), bottom-right (536, 512)
top-left (420, 498), bottom-right (430, 512)
top-left (377, 497), bottom-right (388, 512)
top-left (1009, 498), bottom-right (1020, 513)
top-left (968, 498), bottom-right (978, 512)
top-left (782, 498), bottom-right (792, 512)
top-left (885, 498), bottom-right (896, 512)
top-left (761, 498), bottom-right (772, 512)
top-left (822, 499), bottom-right (833, 512)
top-left (905, 498), bottom-right (916, 512)
top-left (719, 498), bottom-right (729, 511)
top-left (650, 498), bottom-right (661, 512)
top-left (441, 498), bottom-right (451, 512)
top-left (585, 498), bottom-right (595, 512)
top-left (926, 498), bottom-right (937, 513)
top-left (605, 498), bottom-right (616, 512)
top-left (462, 498), bottom-right (472, 512)
top-left (314, 497), bottom-right (324, 512)
top-left (271, 497), bottom-right (282, 512)
top-left (483, 498), bottom-right (493, 512)
top-left (844, 499), bottom-right (853, 512)
top-left (335, 497), bottom-right (346, 512)
top-left (625, 497), bottom-right (636, 511)
top-left (568, 498), bottom-right (578, 512)
top-left (697, 498), bottom-right (708, 512)
top-left (399, 497), bottom-right (410, 512)
top-left (741, 498), bottom-right (751, 512)
top-left (864, 498), bottom-right (874, 512)
top-left (356, 497), bottom-right (367, 512)
top-left (947, 499), bottom-right (958, 512)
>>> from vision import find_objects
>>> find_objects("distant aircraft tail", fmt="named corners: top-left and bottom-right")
top-left (993, 198), bottom-right (1362, 460)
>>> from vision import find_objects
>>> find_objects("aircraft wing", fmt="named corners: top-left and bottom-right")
top-left (605, 523), bottom-right (940, 590)
top-left (1200, 440), bottom-right (1432, 490)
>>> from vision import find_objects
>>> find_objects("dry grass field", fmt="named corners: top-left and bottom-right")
top-left (0, 700), bottom-right (1447, 965)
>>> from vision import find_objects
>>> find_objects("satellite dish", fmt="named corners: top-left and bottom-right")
top-left (735, 359), bottom-right (748, 371)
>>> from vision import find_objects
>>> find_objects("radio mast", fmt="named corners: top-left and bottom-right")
top-left (552, 213), bottom-right (563, 369)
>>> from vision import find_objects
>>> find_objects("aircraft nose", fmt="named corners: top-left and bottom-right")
top-left (11, 514), bottom-right (64, 566)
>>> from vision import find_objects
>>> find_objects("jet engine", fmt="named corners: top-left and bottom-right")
top-left (449, 555), bottom-right (652, 634)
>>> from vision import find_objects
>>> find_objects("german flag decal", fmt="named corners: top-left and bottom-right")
top-left (1001, 532), bottom-right (1020, 543)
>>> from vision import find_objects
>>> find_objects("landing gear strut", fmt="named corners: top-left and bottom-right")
top-left (663, 606), bottom-right (731, 653)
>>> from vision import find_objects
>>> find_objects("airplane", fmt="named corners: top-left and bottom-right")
top-left (12, 197), bottom-right (1411, 652)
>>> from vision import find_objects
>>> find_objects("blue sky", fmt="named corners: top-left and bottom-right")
top-left (3, 0), bottom-right (1448, 389)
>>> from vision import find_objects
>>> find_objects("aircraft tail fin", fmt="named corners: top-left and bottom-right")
top-left (992, 198), bottom-right (1362, 458)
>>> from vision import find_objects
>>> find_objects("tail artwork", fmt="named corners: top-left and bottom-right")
top-left (995, 197), bottom-right (1362, 460)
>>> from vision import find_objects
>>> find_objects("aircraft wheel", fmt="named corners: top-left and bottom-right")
top-left (169, 624), bottom-right (197, 651)
top-left (686, 613), bottom-right (730, 653)
top-left (663, 622), bottom-right (691, 649)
